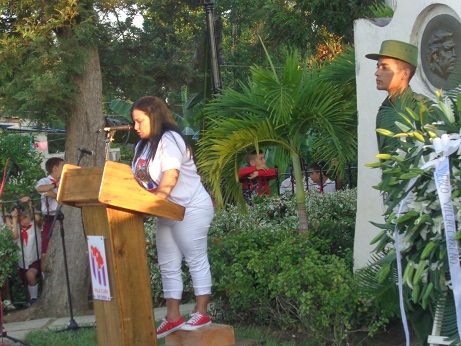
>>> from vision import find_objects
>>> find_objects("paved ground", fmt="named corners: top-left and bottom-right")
top-left (1, 303), bottom-right (196, 344)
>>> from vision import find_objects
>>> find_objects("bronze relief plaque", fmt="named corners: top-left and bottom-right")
top-left (421, 14), bottom-right (461, 90)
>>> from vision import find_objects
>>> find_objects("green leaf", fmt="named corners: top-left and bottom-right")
top-left (399, 172), bottom-right (421, 179)
top-left (369, 229), bottom-right (389, 244)
top-left (395, 211), bottom-right (419, 223)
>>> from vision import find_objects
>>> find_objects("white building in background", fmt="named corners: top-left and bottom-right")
top-left (0, 117), bottom-right (120, 171)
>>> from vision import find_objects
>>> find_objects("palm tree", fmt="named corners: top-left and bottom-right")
top-left (196, 48), bottom-right (357, 233)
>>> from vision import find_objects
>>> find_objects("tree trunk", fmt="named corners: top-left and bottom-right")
top-left (23, 45), bottom-right (106, 319)
top-left (292, 153), bottom-right (308, 233)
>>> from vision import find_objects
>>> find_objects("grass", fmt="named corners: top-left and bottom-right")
top-left (22, 321), bottom-right (301, 346)
top-left (23, 326), bottom-right (97, 346)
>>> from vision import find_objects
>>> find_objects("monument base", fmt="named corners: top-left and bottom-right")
top-left (165, 324), bottom-right (235, 346)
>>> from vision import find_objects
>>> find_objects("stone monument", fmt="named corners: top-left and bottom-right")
top-left (353, 0), bottom-right (461, 271)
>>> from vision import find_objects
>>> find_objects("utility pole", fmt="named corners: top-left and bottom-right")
top-left (202, 0), bottom-right (222, 94)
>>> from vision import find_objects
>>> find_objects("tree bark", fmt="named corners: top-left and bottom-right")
top-left (15, 45), bottom-right (106, 320)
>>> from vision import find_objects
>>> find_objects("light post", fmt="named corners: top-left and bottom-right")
top-left (202, 0), bottom-right (222, 94)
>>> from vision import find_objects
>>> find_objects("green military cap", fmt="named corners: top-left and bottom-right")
top-left (366, 40), bottom-right (418, 68)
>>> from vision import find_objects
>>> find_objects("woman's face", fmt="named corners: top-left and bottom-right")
top-left (132, 109), bottom-right (152, 139)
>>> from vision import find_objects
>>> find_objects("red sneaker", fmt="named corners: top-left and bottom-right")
top-left (156, 316), bottom-right (185, 339)
top-left (181, 312), bottom-right (212, 331)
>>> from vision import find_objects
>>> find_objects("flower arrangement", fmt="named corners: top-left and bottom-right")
top-left (366, 89), bottom-right (461, 341)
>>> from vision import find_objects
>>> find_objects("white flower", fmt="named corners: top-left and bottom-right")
top-left (430, 261), bottom-right (443, 271)
top-left (433, 94), bottom-right (455, 124)
top-left (432, 216), bottom-right (444, 235)
top-left (420, 227), bottom-right (428, 241)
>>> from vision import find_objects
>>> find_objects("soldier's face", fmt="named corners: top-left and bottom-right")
top-left (374, 57), bottom-right (409, 95)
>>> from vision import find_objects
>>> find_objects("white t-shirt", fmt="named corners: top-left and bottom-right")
top-left (309, 178), bottom-right (336, 193)
top-left (279, 176), bottom-right (311, 195)
top-left (16, 221), bottom-right (42, 269)
top-left (132, 131), bottom-right (212, 209)
top-left (320, 178), bottom-right (336, 193)
top-left (35, 175), bottom-right (59, 215)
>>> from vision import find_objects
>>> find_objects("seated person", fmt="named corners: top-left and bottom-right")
top-left (279, 162), bottom-right (316, 195)
top-left (308, 161), bottom-right (337, 193)
top-left (279, 175), bottom-right (312, 195)
top-left (9, 197), bottom-right (42, 305)
top-left (239, 150), bottom-right (277, 204)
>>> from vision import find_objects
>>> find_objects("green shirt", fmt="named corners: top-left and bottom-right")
top-left (376, 87), bottom-right (430, 154)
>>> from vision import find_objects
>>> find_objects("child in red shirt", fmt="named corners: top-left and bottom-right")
top-left (239, 150), bottom-right (277, 204)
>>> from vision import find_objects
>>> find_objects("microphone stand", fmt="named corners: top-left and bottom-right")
top-left (53, 210), bottom-right (81, 333)
top-left (102, 129), bottom-right (117, 162)
top-left (48, 150), bottom-right (94, 334)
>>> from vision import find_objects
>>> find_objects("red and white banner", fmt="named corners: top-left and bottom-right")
top-left (87, 236), bottom-right (112, 301)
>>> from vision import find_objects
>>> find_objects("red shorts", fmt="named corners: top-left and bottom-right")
top-left (18, 260), bottom-right (41, 282)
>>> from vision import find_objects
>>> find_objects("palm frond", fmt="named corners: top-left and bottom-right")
top-left (250, 51), bottom-right (304, 124)
top-left (355, 252), bottom-right (400, 317)
top-left (433, 292), bottom-right (461, 345)
top-left (318, 48), bottom-right (357, 99)
top-left (197, 115), bottom-right (294, 208)
top-left (197, 47), bottom-right (357, 206)
top-left (368, 1), bottom-right (394, 18)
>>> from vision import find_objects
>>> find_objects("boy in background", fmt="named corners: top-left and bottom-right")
top-left (239, 150), bottom-right (277, 204)
top-left (10, 197), bottom-right (42, 305)
top-left (35, 157), bottom-right (64, 270)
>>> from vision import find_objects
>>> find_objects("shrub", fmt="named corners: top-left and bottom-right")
top-left (304, 189), bottom-right (357, 267)
top-left (209, 226), bottom-right (359, 345)
top-left (144, 188), bottom-right (388, 344)
top-left (0, 224), bottom-right (19, 284)
top-left (208, 189), bottom-right (361, 345)
top-left (211, 189), bottom-right (357, 266)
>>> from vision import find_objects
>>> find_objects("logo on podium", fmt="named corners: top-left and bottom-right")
top-left (88, 236), bottom-right (112, 301)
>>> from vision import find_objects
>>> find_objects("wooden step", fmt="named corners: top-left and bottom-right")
top-left (165, 323), bottom-right (235, 346)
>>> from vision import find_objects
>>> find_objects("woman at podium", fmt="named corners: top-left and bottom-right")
top-left (131, 96), bottom-right (215, 339)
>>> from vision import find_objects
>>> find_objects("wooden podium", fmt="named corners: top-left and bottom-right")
top-left (57, 161), bottom-right (185, 346)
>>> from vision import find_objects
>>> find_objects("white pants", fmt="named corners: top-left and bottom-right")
top-left (156, 205), bottom-right (214, 300)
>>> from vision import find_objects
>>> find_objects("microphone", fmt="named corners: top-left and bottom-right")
top-left (97, 125), bottom-right (132, 133)
top-left (78, 148), bottom-right (94, 156)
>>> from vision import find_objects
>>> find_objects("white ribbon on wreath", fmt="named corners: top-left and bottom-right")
top-left (395, 133), bottom-right (461, 346)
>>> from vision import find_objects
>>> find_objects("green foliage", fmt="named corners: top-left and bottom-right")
top-left (0, 0), bottom-right (97, 125)
top-left (355, 253), bottom-right (400, 320)
top-left (0, 224), bottom-right (19, 283)
top-left (216, 0), bottom-right (375, 65)
top-left (100, 0), bottom-right (205, 102)
top-left (0, 131), bottom-right (45, 201)
top-left (317, 48), bottom-right (356, 101)
top-left (197, 49), bottom-right (357, 209)
top-left (209, 224), bottom-right (358, 344)
top-left (207, 189), bottom-right (389, 345)
top-left (368, 1), bottom-right (394, 18)
top-left (211, 189), bottom-right (357, 262)
top-left (304, 190), bottom-right (357, 264)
